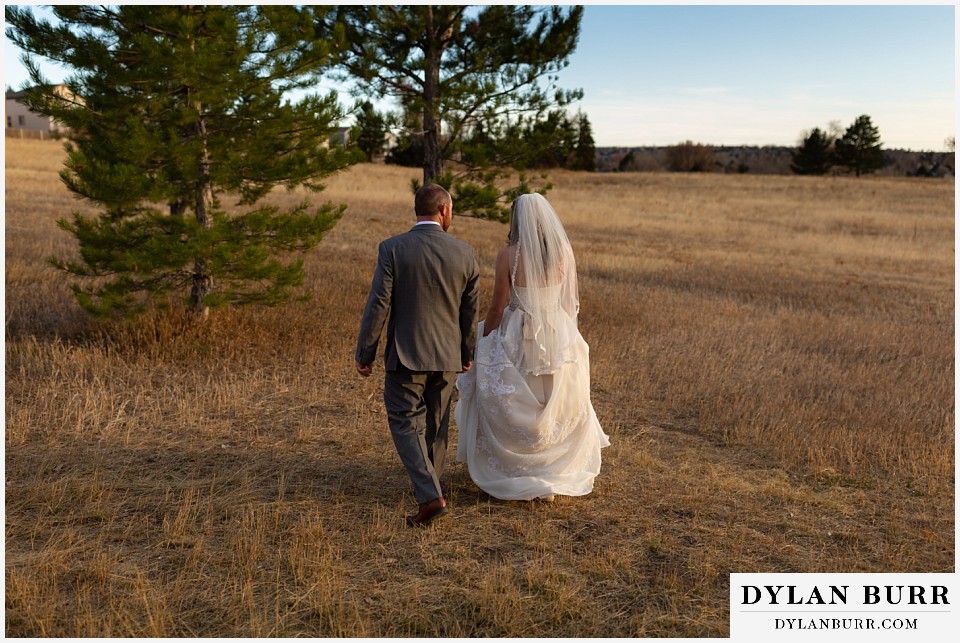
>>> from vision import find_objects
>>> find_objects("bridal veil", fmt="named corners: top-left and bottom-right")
top-left (505, 193), bottom-right (580, 375)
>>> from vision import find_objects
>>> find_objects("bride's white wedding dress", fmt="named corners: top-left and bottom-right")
top-left (455, 282), bottom-right (610, 501)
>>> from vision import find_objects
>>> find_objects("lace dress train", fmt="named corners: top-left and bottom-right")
top-left (455, 293), bottom-right (609, 501)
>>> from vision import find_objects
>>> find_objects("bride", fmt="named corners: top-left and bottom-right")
top-left (455, 193), bottom-right (609, 501)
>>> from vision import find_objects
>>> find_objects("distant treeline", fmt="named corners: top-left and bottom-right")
top-left (598, 145), bottom-right (955, 178)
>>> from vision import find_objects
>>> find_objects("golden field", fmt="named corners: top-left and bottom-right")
top-left (4, 137), bottom-right (954, 637)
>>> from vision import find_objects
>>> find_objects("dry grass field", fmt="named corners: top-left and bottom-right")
top-left (4, 137), bottom-right (954, 637)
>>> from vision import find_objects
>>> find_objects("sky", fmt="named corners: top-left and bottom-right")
top-left (4, 2), bottom-right (956, 151)
top-left (558, 3), bottom-right (955, 150)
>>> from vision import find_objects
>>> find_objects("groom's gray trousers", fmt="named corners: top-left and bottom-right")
top-left (383, 367), bottom-right (457, 504)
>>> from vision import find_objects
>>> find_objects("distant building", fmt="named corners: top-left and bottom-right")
top-left (328, 126), bottom-right (351, 148)
top-left (325, 127), bottom-right (397, 159)
top-left (6, 84), bottom-right (74, 135)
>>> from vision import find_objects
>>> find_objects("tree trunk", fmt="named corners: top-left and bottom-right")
top-left (421, 6), bottom-right (445, 184)
top-left (191, 110), bottom-right (214, 318)
top-left (185, 23), bottom-right (213, 318)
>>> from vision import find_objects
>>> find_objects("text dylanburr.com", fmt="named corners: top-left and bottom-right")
top-left (730, 573), bottom-right (957, 641)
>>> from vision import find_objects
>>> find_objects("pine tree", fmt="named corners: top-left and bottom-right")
top-left (315, 5), bottom-right (583, 221)
top-left (6, 5), bottom-right (358, 318)
top-left (791, 127), bottom-right (834, 175)
top-left (834, 115), bottom-right (885, 177)
top-left (572, 111), bottom-right (597, 172)
top-left (524, 110), bottom-right (578, 169)
top-left (351, 101), bottom-right (389, 162)
top-left (459, 120), bottom-right (498, 169)
top-left (385, 97), bottom-right (426, 167)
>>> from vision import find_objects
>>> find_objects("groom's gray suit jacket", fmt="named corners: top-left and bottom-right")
top-left (356, 223), bottom-right (480, 372)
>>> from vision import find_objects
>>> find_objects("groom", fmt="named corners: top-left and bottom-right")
top-left (355, 183), bottom-right (480, 527)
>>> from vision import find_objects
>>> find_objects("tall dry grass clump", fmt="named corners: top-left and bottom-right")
top-left (5, 138), bottom-right (953, 637)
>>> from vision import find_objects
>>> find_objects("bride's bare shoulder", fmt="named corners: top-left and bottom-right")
top-left (494, 244), bottom-right (516, 277)
top-left (496, 244), bottom-right (517, 262)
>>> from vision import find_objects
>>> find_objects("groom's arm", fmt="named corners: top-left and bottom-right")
top-left (355, 242), bottom-right (394, 369)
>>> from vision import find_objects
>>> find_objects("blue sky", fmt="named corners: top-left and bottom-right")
top-left (4, 3), bottom-right (956, 151)
top-left (558, 4), bottom-right (955, 150)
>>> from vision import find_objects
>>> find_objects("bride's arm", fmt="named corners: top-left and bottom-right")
top-left (482, 247), bottom-right (512, 337)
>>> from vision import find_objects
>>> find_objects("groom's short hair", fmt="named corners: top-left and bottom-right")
top-left (415, 183), bottom-right (452, 218)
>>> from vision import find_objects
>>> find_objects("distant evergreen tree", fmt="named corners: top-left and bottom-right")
top-left (617, 151), bottom-right (637, 172)
top-left (460, 108), bottom-right (597, 172)
top-left (525, 110), bottom-right (578, 169)
top-left (835, 115), bottom-right (884, 177)
top-left (571, 111), bottom-right (596, 172)
top-left (386, 137), bottom-right (425, 167)
top-left (791, 127), bottom-right (834, 175)
top-left (351, 101), bottom-right (389, 162)
top-left (459, 120), bottom-right (500, 168)
top-left (385, 98), bottom-right (426, 168)
top-left (6, 5), bottom-right (358, 319)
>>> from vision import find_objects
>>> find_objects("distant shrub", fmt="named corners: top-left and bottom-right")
top-left (667, 140), bottom-right (716, 172)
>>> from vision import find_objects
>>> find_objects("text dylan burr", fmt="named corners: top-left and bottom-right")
top-left (741, 585), bottom-right (949, 606)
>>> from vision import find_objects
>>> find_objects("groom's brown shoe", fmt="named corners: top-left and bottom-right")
top-left (406, 497), bottom-right (447, 527)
